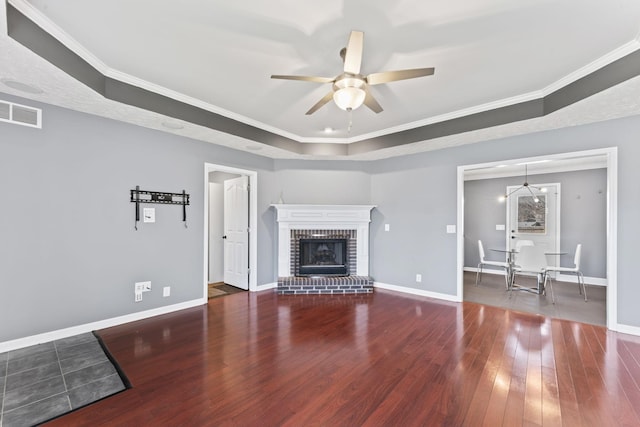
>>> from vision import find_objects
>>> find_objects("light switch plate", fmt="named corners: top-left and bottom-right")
top-left (384, 224), bottom-right (390, 232)
top-left (496, 224), bottom-right (506, 231)
top-left (135, 281), bottom-right (151, 293)
top-left (446, 225), bottom-right (456, 234)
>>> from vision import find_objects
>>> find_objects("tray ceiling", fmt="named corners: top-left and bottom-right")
top-left (2, 0), bottom-right (640, 159)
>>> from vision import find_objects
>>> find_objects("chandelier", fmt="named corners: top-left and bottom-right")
top-left (499, 165), bottom-right (547, 202)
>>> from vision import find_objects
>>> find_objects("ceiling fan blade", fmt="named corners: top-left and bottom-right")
top-left (366, 67), bottom-right (435, 85)
top-left (271, 75), bottom-right (335, 83)
top-left (363, 88), bottom-right (383, 113)
top-left (343, 31), bottom-right (364, 75)
top-left (305, 91), bottom-right (335, 115)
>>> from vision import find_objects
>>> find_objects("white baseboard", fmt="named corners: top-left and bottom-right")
top-left (463, 267), bottom-right (607, 286)
top-left (5, 278), bottom-right (632, 353)
top-left (464, 267), bottom-right (506, 275)
top-left (374, 282), bottom-right (461, 302)
top-left (0, 298), bottom-right (206, 353)
top-left (3, 283), bottom-right (277, 353)
top-left (555, 273), bottom-right (607, 286)
top-left (255, 282), bottom-right (277, 292)
top-left (612, 323), bottom-right (640, 337)
top-left (376, 279), bottom-right (637, 337)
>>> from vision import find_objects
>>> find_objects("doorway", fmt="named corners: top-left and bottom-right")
top-left (456, 147), bottom-right (618, 329)
top-left (203, 163), bottom-right (258, 299)
top-left (506, 182), bottom-right (560, 257)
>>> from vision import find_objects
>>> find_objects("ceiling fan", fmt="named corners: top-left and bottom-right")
top-left (271, 30), bottom-right (435, 115)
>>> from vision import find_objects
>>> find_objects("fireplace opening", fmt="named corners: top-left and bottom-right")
top-left (298, 238), bottom-right (348, 276)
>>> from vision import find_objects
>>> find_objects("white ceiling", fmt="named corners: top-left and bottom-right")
top-left (2, 0), bottom-right (640, 160)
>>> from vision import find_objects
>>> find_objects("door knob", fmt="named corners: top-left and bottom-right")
top-left (222, 235), bottom-right (227, 239)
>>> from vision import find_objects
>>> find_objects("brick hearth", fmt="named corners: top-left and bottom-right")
top-left (277, 276), bottom-right (373, 295)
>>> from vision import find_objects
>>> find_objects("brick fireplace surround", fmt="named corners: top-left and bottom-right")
top-left (272, 204), bottom-right (376, 295)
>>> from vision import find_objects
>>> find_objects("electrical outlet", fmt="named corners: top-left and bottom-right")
top-left (163, 286), bottom-right (171, 297)
top-left (416, 274), bottom-right (422, 283)
top-left (135, 291), bottom-right (143, 302)
top-left (135, 281), bottom-right (151, 293)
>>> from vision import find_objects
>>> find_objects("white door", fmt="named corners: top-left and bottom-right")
top-left (223, 176), bottom-right (249, 290)
top-left (506, 183), bottom-right (561, 266)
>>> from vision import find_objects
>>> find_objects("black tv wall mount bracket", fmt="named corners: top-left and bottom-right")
top-left (130, 185), bottom-right (190, 230)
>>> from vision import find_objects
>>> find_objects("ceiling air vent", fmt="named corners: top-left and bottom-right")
top-left (0, 100), bottom-right (42, 128)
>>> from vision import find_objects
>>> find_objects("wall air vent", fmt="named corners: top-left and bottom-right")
top-left (0, 100), bottom-right (42, 128)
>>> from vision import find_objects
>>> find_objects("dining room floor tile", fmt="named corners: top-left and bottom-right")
top-left (465, 271), bottom-right (606, 325)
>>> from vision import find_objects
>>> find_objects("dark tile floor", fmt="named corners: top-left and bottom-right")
top-left (0, 332), bottom-right (126, 427)
top-left (464, 270), bottom-right (607, 326)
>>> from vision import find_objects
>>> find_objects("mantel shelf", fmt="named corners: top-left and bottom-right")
top-left (271, 204), bottom-right (376, 224)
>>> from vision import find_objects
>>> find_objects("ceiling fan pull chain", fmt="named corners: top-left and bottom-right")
top-left (347, 108), bottom-right (353, 133)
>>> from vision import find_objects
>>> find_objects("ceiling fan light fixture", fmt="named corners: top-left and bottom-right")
top-left (332, 76), bottom-right (366, 111)
top-left (333, 86), bottom-right (365, 111)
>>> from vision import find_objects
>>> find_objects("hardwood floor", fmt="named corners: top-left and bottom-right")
top-left (46, 290), bottom-right (640, 426)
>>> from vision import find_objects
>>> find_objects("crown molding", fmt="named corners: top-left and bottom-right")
top-left (542, 40), bottom-right (640, 96)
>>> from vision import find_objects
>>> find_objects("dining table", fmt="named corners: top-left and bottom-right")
top-left (489, 249), bottom-right (567, 295)
top-left (523, 251), bottom-right (570, 295)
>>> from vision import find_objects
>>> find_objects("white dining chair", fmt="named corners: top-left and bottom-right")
top-left (512, 245), bottom-right (552, 300)
top-left (476, 240), bottom-right (510, 289)
top-left (543, 244), bottom-right (586, 302)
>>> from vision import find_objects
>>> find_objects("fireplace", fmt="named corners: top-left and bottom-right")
top-left (298, 238), bottom-right (348, 276)
top-left (272, 204), bottom-right (375, 294)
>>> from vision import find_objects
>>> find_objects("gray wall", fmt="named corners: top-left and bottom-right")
top-left (272, 160), bottom-right (371, 205)
top-left (0, 93), bottom-right (275, 342)
top-left (4, 89), bottom-right (640, 343)
top-left (464, 169), bottom-right (607, 278)
top-left (0, 94), bottom-right (376, 343)
top-left (369, 157), bottom-right (458, 293)
top-left (368, 117), bottom-right (640, 327)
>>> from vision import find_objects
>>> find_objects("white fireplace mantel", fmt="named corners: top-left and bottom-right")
top-left (271, 204), bottom-right (376, 277)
